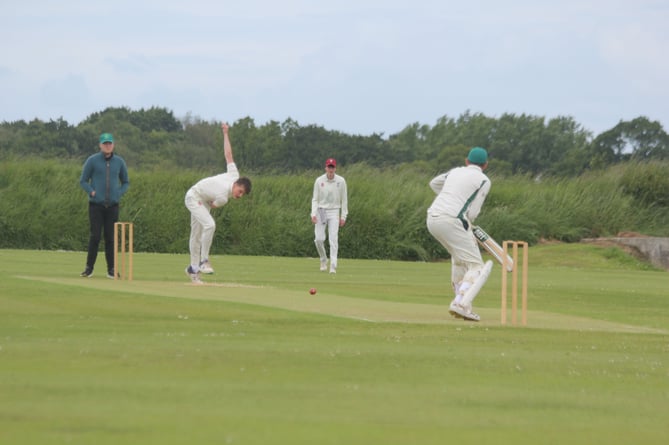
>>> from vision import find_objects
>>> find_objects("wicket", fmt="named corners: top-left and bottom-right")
top-left (113, 222), bottom-right (134, 280)
top-left (501, 240), bottom-right (528, 326)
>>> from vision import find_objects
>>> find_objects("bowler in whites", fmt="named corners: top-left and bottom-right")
top-left (184, 122), bottom-right (251, 284)
top-left (311, 157), bottom-right (348, 274)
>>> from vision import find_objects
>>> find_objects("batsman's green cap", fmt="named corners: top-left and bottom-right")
top-left (99, 133), bottom-right (114, 144)
top-left (467, 146), bottom-right (488, 165)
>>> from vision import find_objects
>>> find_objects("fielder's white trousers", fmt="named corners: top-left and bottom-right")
top-left (426, 212), bottom-right (484, 297)
top-left (314, 208), bottom-right (340, 267)
top-left (185, 189), bottom-right (215, 272)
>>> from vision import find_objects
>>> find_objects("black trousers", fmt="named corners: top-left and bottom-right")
top-left (86, 203), bottom-right (119, 272)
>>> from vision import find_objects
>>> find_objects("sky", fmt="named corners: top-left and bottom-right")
top-left (1, 0), bottom-right (668, 137)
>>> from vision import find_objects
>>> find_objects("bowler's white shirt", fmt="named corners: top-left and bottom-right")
top-left (427, 165), bottom-right (490, 222)
top-left (191, 163), bottom-right (239, 208)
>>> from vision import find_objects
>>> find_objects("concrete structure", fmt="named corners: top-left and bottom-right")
top-left (583, 237), bottom-right (669, 270)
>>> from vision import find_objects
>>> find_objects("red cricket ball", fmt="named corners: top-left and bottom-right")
top-left (309, 288), bottom-right (317, 295)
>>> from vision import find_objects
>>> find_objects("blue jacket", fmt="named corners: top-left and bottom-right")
top-left (79, 152), bottom-right (130, 205)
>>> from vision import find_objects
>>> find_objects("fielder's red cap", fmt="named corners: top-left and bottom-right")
top-left (325, 158), bottom-right (337, 167)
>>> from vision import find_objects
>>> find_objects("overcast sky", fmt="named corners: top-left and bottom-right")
top-left (1, 0), bottom-right (667, 137)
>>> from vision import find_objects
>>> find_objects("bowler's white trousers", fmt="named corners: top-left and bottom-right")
top-left (185, 189), bottom-right (215, 272)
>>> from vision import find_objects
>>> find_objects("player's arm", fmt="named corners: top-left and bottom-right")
top-left (429, 173), bottom-right (448, 194)
top-left (310, 180), bottom-right (319, 223)
top-left (222, 122), bottom-right (234, 165)
top-left (79, 159), bottom-right (94, 196)
top-left (467, 180), bottom-right (490, 221)
top-left (339, 179), bottom-right (348, 226)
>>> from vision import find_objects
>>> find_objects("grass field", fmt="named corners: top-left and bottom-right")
top-left (1, 245), bottom-right (667, 445)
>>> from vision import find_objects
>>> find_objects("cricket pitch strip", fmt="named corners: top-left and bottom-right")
top-left (19, 275), bottom-right (667, 335)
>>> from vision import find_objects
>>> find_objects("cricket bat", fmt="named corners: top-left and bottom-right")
top-left (472, 225), bottom-right (514, 272)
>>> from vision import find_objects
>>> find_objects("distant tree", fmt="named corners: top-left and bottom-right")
top-left (434, 144), bottom-right (471, 172)
top-left (541, 116), bottom-right (591, 176)
top-left (81, 106), bottom-right (134, 126)
top-left (588, 117), bottom-right (669, 168)
top-left (131, 107), bottom-right (182, 133)
top-left (231, 117), bottom-right (285, 171)
top-left (341, 132), bottom-right (387, 166)
top-left (386, 111), bottom-right (590, 176)
top-left (386, 122), bottom-right (428, 163)
top-left (450, 111), bottom-right (496, 148)
top-left (2, 106), bottom-right (666, 178)
top-left (282, 120), bottom-right (335, 170)
top-left (625, 117), bottom-right (669, 161)
top-left (488, 113), bottom-right (543, 175)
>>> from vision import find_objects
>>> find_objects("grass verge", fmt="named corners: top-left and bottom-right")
top-left (0, 245), bottom-right (667, 444)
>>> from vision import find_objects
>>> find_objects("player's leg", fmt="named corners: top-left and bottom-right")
top-left (427, 214), bottom-right (457, 284)
top-left (443, 220), bottom-right (488, 321)
top-left (102, 205), bottom-right (120, 278)
top-left (427, 214), bottom-right (463, 314)
top-left (326, 210), bottom-right (339, 273)
top-left (314, 209), bottom-right (328, 270)
top-left (450, 260), bottom-right (467, 304)
top-left (82, 203), bottom-right (103, 276)
top-left (198, 212), bottom-right (216, 269)
top-left (460, 260), bottom-right (493, 308)
top-left (185, 193), bottom-right (212, 282)
top-left (189, 213), bottom-right (204, 271)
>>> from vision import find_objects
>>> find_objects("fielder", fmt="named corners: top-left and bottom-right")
top-left (426, 147), bottom-right (493, 321)
top-left (311, 157), bottom-right (348, 274)
top-left (184, 122), bottom-right (252, 284)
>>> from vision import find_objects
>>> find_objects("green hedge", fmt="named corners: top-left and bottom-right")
top-left (1, 159), bottom-right (667, 260)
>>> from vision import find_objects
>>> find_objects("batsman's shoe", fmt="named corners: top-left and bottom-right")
top-left (329, 264), bottom-right (337, 274)
top-left (449, 301), bottom-right (464, 319)
top-left (107, 269), bottom-right (116, 279)
top-left (185, 266), bottom-right (204, 285)
top-left (199, 260), bottom-right (215, 274)
top-left (80, 267), bottom-right (93, 278)
top-left (320, 260), bottom-right (328, 272)
top-left (450, 302), bottom-right (481, 322)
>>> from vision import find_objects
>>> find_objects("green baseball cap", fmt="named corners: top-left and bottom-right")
top-left (99, 133), bottom-right (114, 143)
top-left (467, 146), bottom-right (488, 165)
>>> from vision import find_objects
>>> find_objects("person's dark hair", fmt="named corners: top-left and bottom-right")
top-left (236, 177), bottom-right (252, 194)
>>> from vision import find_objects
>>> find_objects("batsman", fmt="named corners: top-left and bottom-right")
top-left (426, 146), bottom-right (493, 322)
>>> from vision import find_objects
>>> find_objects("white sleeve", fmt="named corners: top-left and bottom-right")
top-left (310, 179), bottom-right (319, 217)
top-left (429, 173), bottom-right (448, 194)
top-left (340, 179), bottom-right (348, 220)
top-left (467, 180), bottom-right (491, 222)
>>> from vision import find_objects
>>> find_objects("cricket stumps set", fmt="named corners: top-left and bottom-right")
top-left (473, 225), bottom-right (528, 326)
top-left (114, 222), bottom-right (134, 280)
top-left (501, 240), bottom-right (528, 326)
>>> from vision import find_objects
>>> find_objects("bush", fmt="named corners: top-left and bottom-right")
top-left (0, 159), bottom-right (667, 259)
top-left (619, 161), bottom-right (669, 207)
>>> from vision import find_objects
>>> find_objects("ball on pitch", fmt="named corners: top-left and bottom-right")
top-left (309, 288), bottom-right (317, 295)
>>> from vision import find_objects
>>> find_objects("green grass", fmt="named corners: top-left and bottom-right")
top-left (0, 245), bottom-right (668, 444)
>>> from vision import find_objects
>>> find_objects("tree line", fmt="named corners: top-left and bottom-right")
top-left (1, 106), bottom-right (668, 175)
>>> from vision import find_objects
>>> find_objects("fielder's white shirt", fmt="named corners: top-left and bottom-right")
top-left (427, 165), bottom-right (490, 222)
top-left (311, 173), bottom-right (348, 220)
top-left (191, 163), bottom-right (239, 208)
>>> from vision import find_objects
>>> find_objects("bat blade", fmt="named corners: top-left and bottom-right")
top-left (472, 225), bottom-right (514, 272)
